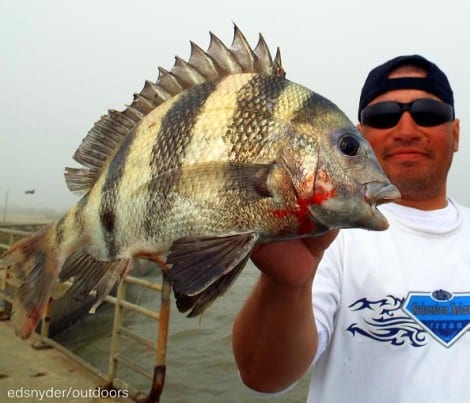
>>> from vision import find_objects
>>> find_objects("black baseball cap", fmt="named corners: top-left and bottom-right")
top-left (358, 55), bottom-right (454, 120)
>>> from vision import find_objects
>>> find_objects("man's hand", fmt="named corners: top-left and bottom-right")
top-left (251, 230), bottom-right (339, 287)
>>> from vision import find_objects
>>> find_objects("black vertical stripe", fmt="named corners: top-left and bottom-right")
top-left (99, 131), bottom-right (136, 258)
top-left (291, 90), bottom-right (343, 124)
top-left (143, 80), bottom-right (218, 237)
top-left (55, 215), bottom-right (66, 246)
top-left (227, 75), bottom-right (289, 161)
top-left (151, 81), bottom-right (219, 172)
top-left (74, 192), bottom-right (88, 235)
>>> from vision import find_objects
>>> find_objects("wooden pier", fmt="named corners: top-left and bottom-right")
top-left (0, 223), bottom-right (171, 402)
top-left (0, 320), bottom-right (133, 402)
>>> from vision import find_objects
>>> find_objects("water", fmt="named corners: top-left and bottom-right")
top-left (54, 261), bottom-right (312, 402)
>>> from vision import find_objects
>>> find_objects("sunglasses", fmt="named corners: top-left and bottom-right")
top-left (360, 98), bottom-right (454, 129)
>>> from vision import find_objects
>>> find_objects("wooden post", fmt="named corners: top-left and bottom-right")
top-left (144, 273), bottom-right (171, 403)
top-left (107, 279), bottom-right (127, 384)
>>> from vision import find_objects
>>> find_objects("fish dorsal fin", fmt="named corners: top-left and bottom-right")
top-left (64, 24), bottom-right (285, 195)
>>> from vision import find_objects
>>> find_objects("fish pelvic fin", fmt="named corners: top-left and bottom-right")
top-left (175, 254), bottom-right (251, 317)
top-left (0, 225), bottom-right (61, 339)
top-left (59, 249), bottom-right (132, 314)
top-left (166, 232), bottom-right (258, 317)
top-left (64, 24), bottom-right (285, 196)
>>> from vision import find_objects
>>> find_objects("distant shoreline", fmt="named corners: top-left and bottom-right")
top-left (1, 211), bottom-right (59, 225)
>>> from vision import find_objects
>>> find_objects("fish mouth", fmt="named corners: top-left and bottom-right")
top-left (363, 181), bottom-right (401, 230)
top-left (306, 181), bottom-right (401, 232)
top-left (364, 181), bottom-right (401, 207)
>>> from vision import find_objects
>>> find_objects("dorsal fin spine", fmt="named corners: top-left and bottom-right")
top-left (172, 56), bottom-right (206, 87)
top-left (230, 25), bottom-right (257, 71)
top-left (207, 32), bottom-right (242, 74)
top-left (64, 25), bottom-right (286, 195)
top-left (188, 41), bottom-right (221, 80)
top-left (157, 67), bottom-right (184, 95)
top-left (140, 80), bottom-right (172, 105)
top-left (131, 93), bottom-right (155, 114)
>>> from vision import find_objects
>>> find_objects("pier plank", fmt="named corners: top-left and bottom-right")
top-left (0, 321), bottom-right (132, 402)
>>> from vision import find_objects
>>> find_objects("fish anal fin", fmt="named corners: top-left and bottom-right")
top-left (166, 233), bottom-right (258, 315)
top-left (59, 249), bottom-right (132, 314)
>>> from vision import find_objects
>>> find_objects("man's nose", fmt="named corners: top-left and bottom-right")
top-left (394, 111), bottom-right (420, 138)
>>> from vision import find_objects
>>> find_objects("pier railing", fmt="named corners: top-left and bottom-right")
top-left (0, 224), bottom-right (171, 402)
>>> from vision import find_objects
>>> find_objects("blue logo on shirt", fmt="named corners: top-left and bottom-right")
top-left (347, 290), bottom-right (470, 347)
top-left (403, 290), bottom-right (470, 347)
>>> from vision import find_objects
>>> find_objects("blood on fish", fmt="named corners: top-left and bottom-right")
top-left (272, 186), bottom-right (336, 235)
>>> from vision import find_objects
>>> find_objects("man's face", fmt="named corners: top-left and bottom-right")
top-left (358, 75), bottom-right (459, 205)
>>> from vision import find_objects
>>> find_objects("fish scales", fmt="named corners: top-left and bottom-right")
top-left (142, 76), bottom-right (318, 247)
top-left (181, 74), bottom-right (263, 164)
top-left (0, 25), bottom-right (400, 338)
top-left (103, 81), bottom-right (219, 256)
top-left (81, 83), bottom-right (197, 258)
top-left (143, 81), bottom-right (220, 242)
top-left (116, 75), bottom-right (292, 252)
top-left (83, 76), bottom-right (254, 259)
top-left (228, 75), bottom-right (290, 161)
top-left (108, 101), bottom-right (178, 254)
top-left (99, 132), bottom-right (135, 258)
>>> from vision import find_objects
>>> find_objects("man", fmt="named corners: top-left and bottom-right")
top-left (233, 55), bottom-right (470, 402)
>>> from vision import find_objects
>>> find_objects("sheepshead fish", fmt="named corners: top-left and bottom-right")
top-left (0, 25), bottom-right (399, 339)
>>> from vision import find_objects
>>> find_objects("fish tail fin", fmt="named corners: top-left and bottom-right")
top-left (0, 224), bottom-right (62, 339)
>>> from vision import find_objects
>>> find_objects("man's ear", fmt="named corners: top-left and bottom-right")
top-left (356, 123), bottom-right (365, 135)
top-left (452, 118), bottom-right (460, 152)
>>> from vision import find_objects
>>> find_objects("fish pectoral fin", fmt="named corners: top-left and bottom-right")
top-left (136, 161), bottom-right (278, 201)
top-left (200, 161), bottom-right (275, 198)
top-left (166, 232), bottom-right (258, 316)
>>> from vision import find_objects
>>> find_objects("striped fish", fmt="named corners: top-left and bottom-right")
top-left (1, 25), bottom-right (399, 339)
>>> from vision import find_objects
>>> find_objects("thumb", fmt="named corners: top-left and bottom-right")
top-left (302, 229), bottom-right (339, 258)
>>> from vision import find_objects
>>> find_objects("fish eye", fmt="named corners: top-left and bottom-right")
top-left (338, 135), bottom-right (360, 156)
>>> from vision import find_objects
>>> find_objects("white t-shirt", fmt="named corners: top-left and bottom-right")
top-left (309, 199), bottom-right (470, 403)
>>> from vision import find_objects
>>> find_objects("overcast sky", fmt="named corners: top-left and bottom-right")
top-left (1, 0), bottom-right (470, 215)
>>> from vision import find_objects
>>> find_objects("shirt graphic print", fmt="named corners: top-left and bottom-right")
top-left (347, 290), bottom-right (470, 347)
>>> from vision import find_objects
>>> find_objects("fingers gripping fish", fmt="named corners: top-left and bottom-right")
top-left (0, 25), bottom-right (400, 339)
